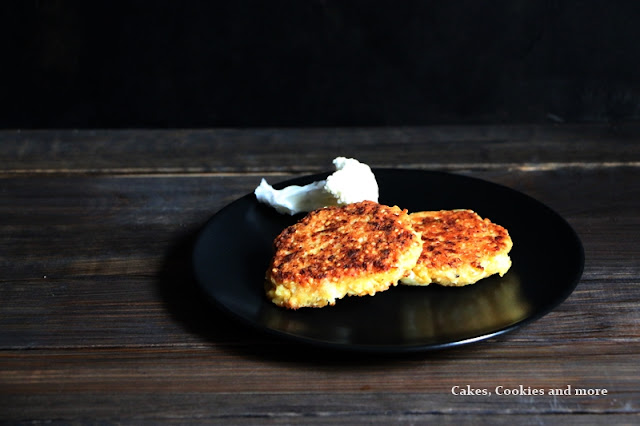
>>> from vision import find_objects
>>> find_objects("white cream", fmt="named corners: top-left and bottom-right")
top-left (254, 157), bottom-right (379, 215)
top-left (253, 179), bottom-right (336, 215)
top-left (324, 157), bottom-right (379, 205)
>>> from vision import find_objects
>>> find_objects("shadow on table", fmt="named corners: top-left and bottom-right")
top-left (156, 227), bottom-right (494, 364)
top-left (156, 226), bottom-right (362, 363)
top-left (156, 226), bottom-right (262, 345)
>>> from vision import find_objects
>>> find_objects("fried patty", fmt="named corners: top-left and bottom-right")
top-left (266, 201), bottom-right (423, 309)
top-left (400, 210), bottom-right (512, 287)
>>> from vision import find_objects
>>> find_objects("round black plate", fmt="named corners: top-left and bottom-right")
top-left (192, 169), bottom-right (584, 353)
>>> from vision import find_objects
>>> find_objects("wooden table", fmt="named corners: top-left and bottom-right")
top-left (1, 125), bottom-right (639, 423)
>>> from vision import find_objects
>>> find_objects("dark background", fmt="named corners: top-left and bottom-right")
top-left (3, 1), bottom-right (640, 128)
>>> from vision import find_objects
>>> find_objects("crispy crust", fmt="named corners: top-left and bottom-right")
top-left (401, 210), bottom-right (513, 287)
top-left (266, 201), bottom-right (422, 309)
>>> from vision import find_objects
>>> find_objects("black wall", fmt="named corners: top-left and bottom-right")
top-left (4, 1), bottom-right (640, 128)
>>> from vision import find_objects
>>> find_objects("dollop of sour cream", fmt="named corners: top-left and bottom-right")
top-left (254, 157), bottom-right (379, 215)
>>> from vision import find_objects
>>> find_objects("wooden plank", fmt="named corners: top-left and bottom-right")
top-left (1, 348), bottom-right (638, 421)
top-left (1, 124), bottom-right (640, 174)
top-left (2, 344), bottom-right (638, 395)
top-left (0, 272), bottom-right (637, 349)
top-left (1, 168), bottom-right (638, 227)
top-left (2, 392), bottom-right (637, 423)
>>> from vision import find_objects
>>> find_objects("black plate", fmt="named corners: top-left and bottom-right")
top-left (192, 169), bottom-right (584, 353)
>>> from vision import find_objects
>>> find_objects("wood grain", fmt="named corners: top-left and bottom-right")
top-left (2, 124), bottom-right (640, 175)
top-left (1, 127), bottom-right (638, 423)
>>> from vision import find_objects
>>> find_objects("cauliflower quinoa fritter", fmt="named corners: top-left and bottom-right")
top-left (401, 209), bottom-right (513, 287)
top-left (265, 201), bottom-right (422, 309)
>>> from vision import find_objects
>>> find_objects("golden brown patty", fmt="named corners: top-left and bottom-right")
top-left (400, 210), bottom-right (512, 287)
top-left (266, 201), bottom-right (423, 309)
